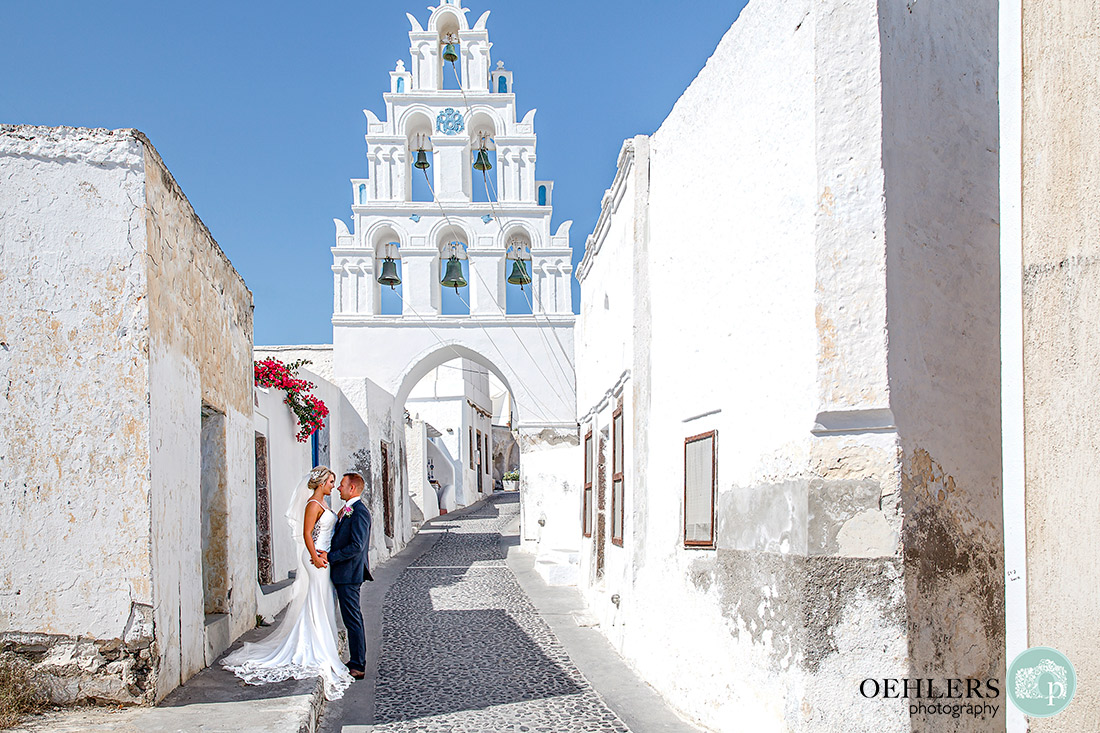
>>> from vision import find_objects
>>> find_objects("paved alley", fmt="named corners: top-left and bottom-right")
top-left (324, 493), bottom-right (632, 733)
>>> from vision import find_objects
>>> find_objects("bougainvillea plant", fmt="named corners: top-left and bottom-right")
top-left (254, 358), bottom-right (329, 442)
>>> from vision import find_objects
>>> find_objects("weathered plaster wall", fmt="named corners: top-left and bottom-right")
top-left (634, 1), bottom-right (829, 728)
top-left (574, 0), bottom-right (1002, 729)
top-left (0, 126), bottom-right (156, 704)
top-left (879, 3), bottom-right (1003, 730)
top-left (1021, 1), bottom-right (1100, 729)
top-left (142, 138), bottom-right (257, 697)
top-left (335, 376), bottom-right (411, 566)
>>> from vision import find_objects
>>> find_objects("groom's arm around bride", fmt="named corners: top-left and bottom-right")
top-left (327, 472), bottom-right (373, 678)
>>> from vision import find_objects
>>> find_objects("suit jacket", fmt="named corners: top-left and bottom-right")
top-left (328, 500), bottom-right (373, 585)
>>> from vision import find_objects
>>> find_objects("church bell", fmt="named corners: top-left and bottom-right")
top-left (473, 148), bottom-right (492, 172)
top-left (507, 259), bottom-right (532, 287)
top-left (442, 43), bottom-right (459, 63)
top-left (377, 257), bottom-right (401, 289)
top-left (414, 149), bottom-right (430, 170)
top-left (441, 255), bottom-right (467, 292)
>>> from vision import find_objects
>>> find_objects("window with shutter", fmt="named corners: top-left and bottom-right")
top-left (583, 429), bottom-right (593, 538)
top-left (611, 405), bottom-right (624, 546)
top-left (684, 431), bottom-right (717, 548)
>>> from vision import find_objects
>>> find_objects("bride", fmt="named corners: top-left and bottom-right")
top-left (223, 465), bottom-right (353, 700)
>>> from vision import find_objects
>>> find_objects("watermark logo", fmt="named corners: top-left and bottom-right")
top-left (1007, 647), bottom-right (1076, 717)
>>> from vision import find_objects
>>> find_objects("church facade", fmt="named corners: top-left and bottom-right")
top-left (330, 0), bottom-right (580, 554)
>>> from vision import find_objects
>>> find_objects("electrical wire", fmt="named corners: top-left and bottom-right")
top-left (416, 162), bottom-right (574, 414)
top-left (391, 286), bottom-right (561, 424)
top-left (447, 57), bottom-right (578, 384)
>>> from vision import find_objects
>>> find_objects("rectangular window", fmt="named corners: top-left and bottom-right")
top-left (684, 430), bottom-right (717, 548)
top-left (485, 433), bottom-right (491, 475)
top-left (610, 405), bottom-right (624, 546)
top-left (469, 427), bottom-right (474, 469)
top-left (582, 429), bottom-right (593, 538)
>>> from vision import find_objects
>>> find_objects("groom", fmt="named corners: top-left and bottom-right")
top-left (323, 472), bottom-right (373, 680)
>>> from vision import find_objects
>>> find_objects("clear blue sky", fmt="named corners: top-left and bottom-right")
top-left (1, 0), bottom-right (746, 345)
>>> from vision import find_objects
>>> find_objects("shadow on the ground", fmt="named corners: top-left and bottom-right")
top-left (373, 493), bottom-right (582, 723)
top-left (373, 607), bottom-right (583, 722)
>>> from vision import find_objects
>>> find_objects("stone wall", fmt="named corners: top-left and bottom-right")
top-left (1021, 0), bottom-right (1100, 729)
top-left (0, 126), bottom-right (155, 704)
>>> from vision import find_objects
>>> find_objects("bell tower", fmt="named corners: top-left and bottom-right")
top-left (331, 0), bottom-right (577, 435)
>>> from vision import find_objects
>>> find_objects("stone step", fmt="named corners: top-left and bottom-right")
top-left (535, 557), bottom-right (579, 586)
top-left (537, 547), bottom-right (580, 566)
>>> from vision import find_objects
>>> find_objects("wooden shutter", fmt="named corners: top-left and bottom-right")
top-left (611, 405), bottom-right (624, 546)
top-left (583, 429), bottom-right (593, 537)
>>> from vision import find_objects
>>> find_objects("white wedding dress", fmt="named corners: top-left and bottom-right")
top-left (223, 500), bottom-right (353, 700)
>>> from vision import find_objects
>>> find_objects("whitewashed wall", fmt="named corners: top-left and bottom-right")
top-left (878, 0), bottom-right (1003, 720)
top-left (142, 137), bottom-right (257, 698)
top-left (574, 0), bottom-right (1001, 730)
top-left (0, 127), bottom-right (156, 705)
top-left (334, 376), bottom-right (411, 564)
top-left (253, 359), bottom-right (412, 612)
top-left (0, 126), bottom-right (259, 706)
top-left (575, 139), bottom-right (642, 609)
top-left (254, 385), bottom-right (314, 583)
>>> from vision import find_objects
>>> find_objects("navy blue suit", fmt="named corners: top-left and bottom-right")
top-left (328, 498), bottom-right (372, 672)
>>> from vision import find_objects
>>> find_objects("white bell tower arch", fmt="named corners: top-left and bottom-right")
top-left (331, 2), bottom-right (579, 548)
top-left (332, 0), bottom-right (576, 432)
top-left (330, 2), bottom-right (580, 545)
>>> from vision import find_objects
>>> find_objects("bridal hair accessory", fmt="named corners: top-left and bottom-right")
top-left (308, 465), bottom-right (332, 489)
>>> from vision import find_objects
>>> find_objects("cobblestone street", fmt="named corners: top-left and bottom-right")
top-left (326, 493), bottom-right (632, 733)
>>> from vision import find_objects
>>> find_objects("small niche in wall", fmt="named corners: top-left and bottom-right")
top-left (200, 404), bottom-right (230, 615)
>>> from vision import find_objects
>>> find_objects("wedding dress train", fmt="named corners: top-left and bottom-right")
top-left (222, 502), bottom-right (352, 700)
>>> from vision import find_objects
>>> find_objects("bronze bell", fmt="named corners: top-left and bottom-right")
top-left (507, 259), bottom-right (532, 287)
top-left (473, 148), bottom-right (492, 171)
top-left (414, 149), bottom-right (430, 170)
top-left (441, 255), bottom-right (467, 292)
top-left (442, 43), bottom-right (459, 63)
top-left (377, 257), bottom-right (401, 289)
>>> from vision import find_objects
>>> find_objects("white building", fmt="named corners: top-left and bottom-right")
top-left (574, 1), bottom-right (1001, 730)
top-left (253, 345), bottom-right (414, 564)
top-left (0, 126), bottom-right (260, 704)
top-left (331, 0), bottom-right (580, 554)
top-left (406, 360), bottom-right (495, 512)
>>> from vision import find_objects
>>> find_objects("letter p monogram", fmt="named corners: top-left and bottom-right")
top-left (1047, 681), bottom-right (1066, 707)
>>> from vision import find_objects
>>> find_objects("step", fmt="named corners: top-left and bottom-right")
top-left (535, 558), bottom-right (579, 586)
